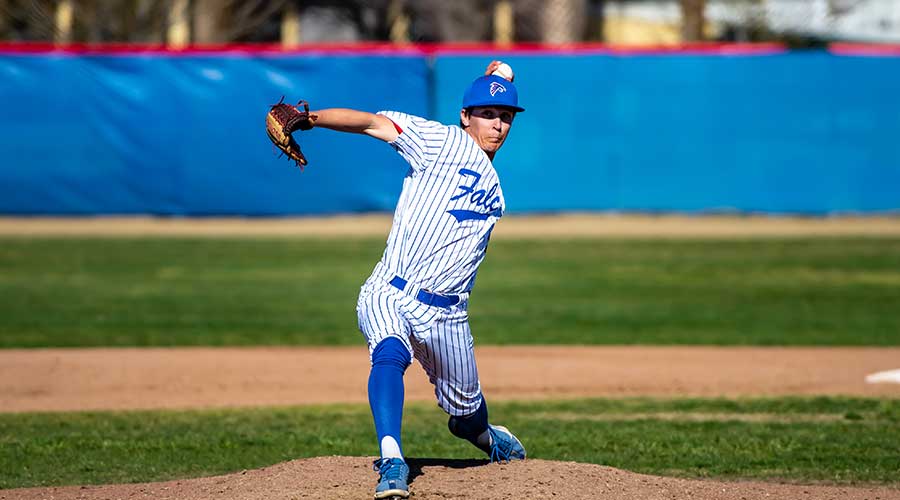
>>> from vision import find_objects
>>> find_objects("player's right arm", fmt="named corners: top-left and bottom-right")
top-left (310, 108), bottom-right (400, 143)
top-left (311, 108), bottom-right (447, 173)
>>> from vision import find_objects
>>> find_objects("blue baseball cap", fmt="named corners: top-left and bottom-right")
top-left (462, 75), bottom-right (525, 112)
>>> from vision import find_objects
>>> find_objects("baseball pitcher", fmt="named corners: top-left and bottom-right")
top-left (266, 60), bottom-right (526, 500)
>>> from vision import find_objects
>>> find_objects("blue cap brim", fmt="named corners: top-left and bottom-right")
top-left (464, 101), bottom-right (525, 112)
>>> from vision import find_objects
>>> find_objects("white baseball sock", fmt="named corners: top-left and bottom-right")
top-left (380, 436), bottom-right (403, 459)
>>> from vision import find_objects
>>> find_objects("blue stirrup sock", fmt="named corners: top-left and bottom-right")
top-left (368, 337), bottom-right (411, 459)
top-left (448, 395), bottom-right (491, 450)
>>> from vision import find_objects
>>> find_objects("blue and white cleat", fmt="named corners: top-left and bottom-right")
top-left (373, 457), bottom-right (410, 499)
top-left (487, 425), bottom-right (526, 463)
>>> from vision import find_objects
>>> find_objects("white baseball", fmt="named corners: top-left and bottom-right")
top-left (491, 62), bottom-right (514, 81)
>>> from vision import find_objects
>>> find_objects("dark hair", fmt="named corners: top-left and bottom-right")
top-left (459, 108), bottom-right (472, 129)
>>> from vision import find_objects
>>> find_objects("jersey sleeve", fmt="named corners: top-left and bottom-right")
top-left (377, 111), bottom-right (448, 173)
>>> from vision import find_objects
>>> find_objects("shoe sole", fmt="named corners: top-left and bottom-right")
top-left (374, 489), bottom-right (410, 499)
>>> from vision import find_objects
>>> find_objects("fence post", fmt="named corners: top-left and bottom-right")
top-left (282, 2), bottom-right (301, 48)
top-left (54, 0), bottom-right (74, 45)
top-left (494, 0), bottom-right (514, 45)
top-left (388, 0), bottom-right (410, 44)
top-left (167, 0), bottom-right (190, 48)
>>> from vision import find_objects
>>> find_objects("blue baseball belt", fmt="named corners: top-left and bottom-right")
top-left (389, 275), bottom-right (461, 308)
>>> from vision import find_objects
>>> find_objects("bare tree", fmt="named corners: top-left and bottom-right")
top-left (405, 0), bottom-right (493, 42)
top-left (0, 0), bottom-right (56, 41)
top-left (542, 0), bottom-right (587, 44)
top-left (0, 0), bottom-right (9, 38)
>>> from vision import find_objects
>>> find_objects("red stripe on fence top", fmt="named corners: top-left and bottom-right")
top-left (427, 42), bottom-right (786, 55)
top-left (829, 42), bottom-right (900, 57)
top-left (0, 41), bottom-right (787, 57)
top-left (0, 41), bottom-right (416, 55)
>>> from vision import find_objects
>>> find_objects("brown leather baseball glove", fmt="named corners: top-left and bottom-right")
top-left (265, 97), bottom-right (317, 169)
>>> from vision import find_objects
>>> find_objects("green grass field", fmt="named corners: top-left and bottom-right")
top-left (1, 237), bottom-right (898, 347)
top-left (2, 397), bottom-right (898, 489)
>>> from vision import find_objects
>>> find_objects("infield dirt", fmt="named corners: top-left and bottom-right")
top-left (2, 213), bottom-right (900, 238)
top-left (2, 346), bottom-right (899, 413)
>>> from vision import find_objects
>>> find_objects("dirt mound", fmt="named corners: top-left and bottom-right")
top-left (3, 457), bottom-right (898, 500)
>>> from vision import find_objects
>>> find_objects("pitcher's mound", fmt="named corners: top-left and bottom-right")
top-left (3, 456), bottom-right (899, 500)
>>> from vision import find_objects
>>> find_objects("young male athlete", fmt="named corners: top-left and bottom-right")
top-left (290, 61), bottom-right (525, 499)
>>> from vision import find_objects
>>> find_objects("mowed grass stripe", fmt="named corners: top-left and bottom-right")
top-left (527, 412), bottom-right (875, 423)
top-left (1, 397), bottom-right (898, 489)
top-left (1, 237), bottom-right (899, 347)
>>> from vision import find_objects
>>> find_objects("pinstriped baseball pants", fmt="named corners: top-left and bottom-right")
top-left (357, 281), bottom-right (482, 417)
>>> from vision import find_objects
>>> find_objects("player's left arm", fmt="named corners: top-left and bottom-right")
top-left (310, 108), bottom-right (400, 143)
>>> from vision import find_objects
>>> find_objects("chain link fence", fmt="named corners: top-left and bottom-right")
top-left (708, 0), bottom-right (900, 44)
top-left (1, 0), bottom-right (897, 45)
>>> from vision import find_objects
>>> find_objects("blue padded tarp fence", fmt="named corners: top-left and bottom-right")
top-left (0, 53), bottom-right (428, 215)
top-left (0, 49), bottom-right (897, 215)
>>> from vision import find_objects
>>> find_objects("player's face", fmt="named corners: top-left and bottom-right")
top-left (461, 106), bottom-right (516, 157)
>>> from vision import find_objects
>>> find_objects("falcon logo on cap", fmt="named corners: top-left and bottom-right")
top-left (489, 82), bottom-right (507, 97)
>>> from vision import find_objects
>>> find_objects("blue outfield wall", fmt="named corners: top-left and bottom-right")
top-left (436, 52), bottom-right (900, 214)
top-left (0, 53), bottom-right (428, 215)
top-left (0, 50), bottom-right (898, 215)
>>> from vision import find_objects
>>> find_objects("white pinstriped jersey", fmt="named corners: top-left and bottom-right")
top-left (368, 110), bottom-right (505, 295)
top-left (356, 110), bottom-right (506, 416)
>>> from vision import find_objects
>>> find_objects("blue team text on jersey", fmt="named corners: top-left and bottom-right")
top-left (447, 169), bottom-right (503, 222)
